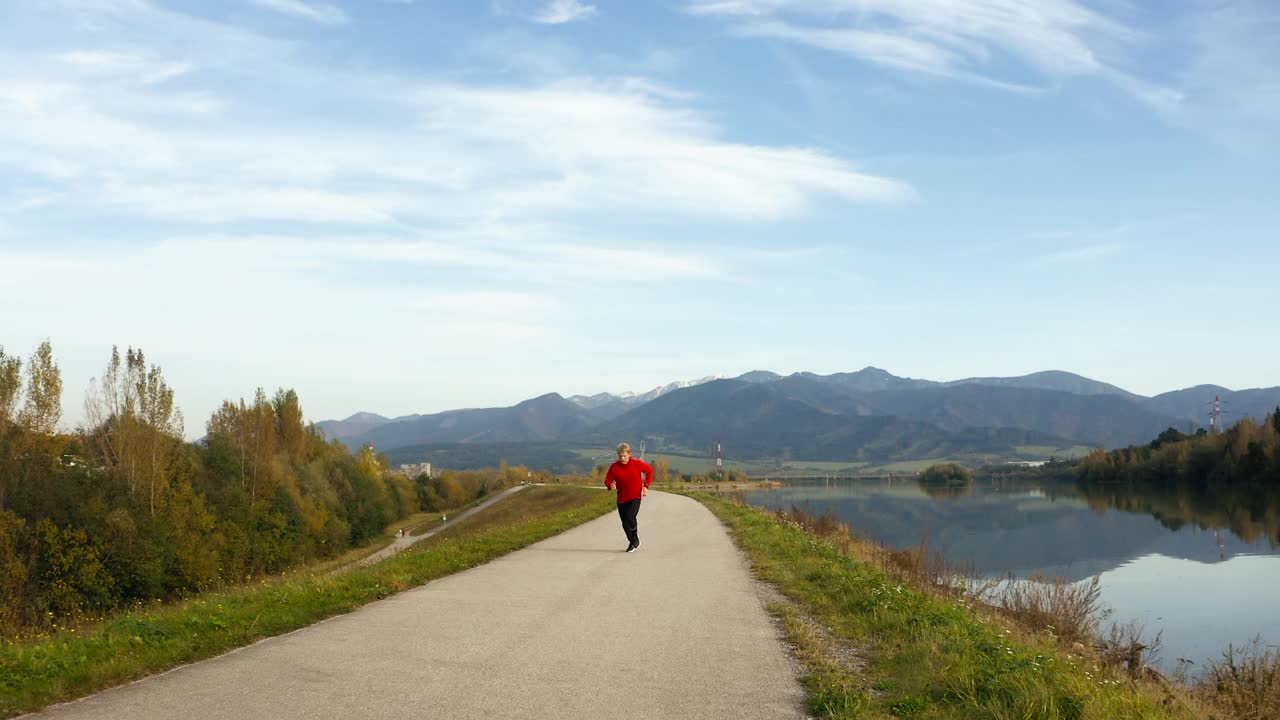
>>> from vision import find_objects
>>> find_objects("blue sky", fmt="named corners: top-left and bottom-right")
top-left (2, 0), bottom-right (1277, 431)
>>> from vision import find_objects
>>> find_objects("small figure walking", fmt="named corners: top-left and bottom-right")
top-left (605, 442), bottom-right (652, 552)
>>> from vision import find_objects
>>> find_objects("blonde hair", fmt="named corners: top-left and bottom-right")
top-left (616, 442), bottom-right (631, 454)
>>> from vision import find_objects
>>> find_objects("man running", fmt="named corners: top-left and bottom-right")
top-left (604, 442), bottom-right (653, 553)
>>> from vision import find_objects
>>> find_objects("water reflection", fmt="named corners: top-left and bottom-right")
top-left (743, 476), bottom-right (1280, 670)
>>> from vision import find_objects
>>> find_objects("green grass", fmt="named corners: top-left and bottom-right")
top-left (406, 489), bottom-right (512, 537)
top-left (1015, 445), bottom-right (1094, 460)
top-left (0, 486), bottom-right (615, 718)
top-left (693, 493), bottom-right (1195, 720)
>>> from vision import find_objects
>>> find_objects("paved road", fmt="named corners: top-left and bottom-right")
top-left (28, 491), bottom-right (808, 720)
top-left (352, 485), bottom-right (529, 569)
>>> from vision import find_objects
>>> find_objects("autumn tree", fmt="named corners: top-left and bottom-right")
top-left (249, 388), bottom-right (278, 506)
top-left (206, 399), bottom-right (250, 492)
top-left (273, 389), bottom-right (306, 462)
top-left (18, 340), bottom-right (61, 435)
top-left (0, 347), bottom-right (21, 509)
top-left (0, 347), bottom-right (20, 440)
top-left (85, 348), bottom-right (183, 515)
top-left (0, 511), bottom-right (28, 632)
top-left (0, 341), bottom-right (63, 512)
top-left (655, 455), bottom-right (670, 484)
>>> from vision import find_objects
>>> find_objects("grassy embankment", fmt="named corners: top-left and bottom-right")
top-left (693, 492), bottom-right (1197, 720)
top-left (0, 486), bottom-right (615, 718)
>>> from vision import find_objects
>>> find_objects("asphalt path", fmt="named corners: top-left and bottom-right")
top-left (351, 484), bottom-right (529, 569)
top-left (27, 490), bottom-right (809, 720)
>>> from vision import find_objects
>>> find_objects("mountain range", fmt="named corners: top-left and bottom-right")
top-left (316, 368), bottom-right (1280, 467)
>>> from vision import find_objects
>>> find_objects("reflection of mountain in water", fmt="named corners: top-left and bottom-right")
top-left (743, 478), bottom-right (1280, 581)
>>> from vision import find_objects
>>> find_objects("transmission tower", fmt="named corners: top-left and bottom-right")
top-left (1209, 395), bottom-right (1223, 433)
top-left (707, 439), bottom-right (723, 479)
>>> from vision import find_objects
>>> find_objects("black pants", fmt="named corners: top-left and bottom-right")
top-left (617, 498), bottom-right (641, 546)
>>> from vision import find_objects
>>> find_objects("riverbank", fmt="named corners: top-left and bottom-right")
top-left (0, 486), bottom-right (615, 718)
top-left (693, 492), bottom-right (1205, 719)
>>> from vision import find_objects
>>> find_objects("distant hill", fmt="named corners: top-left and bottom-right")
top-left (851, 385), bottom-right (1183, 447)
top-left (593, 379), bottom-right (1063, 461)
top-left (347, 393), bottom-right (596, 450)
top-left (1146, 385), bottom-right (1280, 426)
top-left (942, 370), bottom-right (1141, 400)
top-left (314, 412), bottom-right (391, 442)
top-left (735, 370), bottom-right (783, 384)
top-left (318, 368), bottom-right (1280, 466)
top-left (807, 366), bottom-right (934, 393)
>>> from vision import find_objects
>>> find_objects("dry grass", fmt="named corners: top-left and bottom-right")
top-left (1195, 639), bottom-right (1280, 719)
top-left (1101, 621), bottom-right (1164, 680)
top-left (993, 573), bottom-right (1105, 647)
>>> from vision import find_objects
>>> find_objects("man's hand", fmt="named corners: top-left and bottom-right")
top-left (641, 486), bottom-right (649, 498)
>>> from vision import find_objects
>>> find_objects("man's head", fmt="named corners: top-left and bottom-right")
top-left (616, 442), bottom-right (631, 463)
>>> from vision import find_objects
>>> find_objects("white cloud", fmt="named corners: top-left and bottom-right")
top-left (0, 34), bottom-right (912, 225)
top-left (533, 0), bottom-right (597, 24)
top-left (0, 0), bottom-right (915, 430)
top-left (742, 21), bottom-right (958, 76)
top-left (252, 0), bottom-right (348, 25)
top-left (688, 0), bottom-right (1166, 98)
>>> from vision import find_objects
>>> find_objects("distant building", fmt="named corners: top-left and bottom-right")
top-left (398, 462), bottom-right (432, 477)
top-left (1006, 460), bottom-right (1048, 468)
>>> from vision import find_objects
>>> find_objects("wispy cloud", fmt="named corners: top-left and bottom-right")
top-left (1027, 242), bottom-right (1124, 267)
top-left (0, 4), bottom-right (913, 228)
top-left (688, 0), bottom-right (1168, 100)
top-left (252, 0), bottom-right (347, 25)
top-left (1165, 3), bottom-right (1280, 149)
top-left (533, 0), bottom-right (597, 24)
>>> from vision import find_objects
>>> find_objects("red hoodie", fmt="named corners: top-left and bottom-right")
top-left (605, 457), bottom-right (653, 504)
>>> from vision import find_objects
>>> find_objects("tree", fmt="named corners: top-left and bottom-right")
top-left (0, 510), bottom-right (30, 631)
top-left (136, 354), bottom-right (183, 516)
top-left (249, 388), bottom-right (277, 506)
top-left (1150, 427), bottom-right (1186, 450)
top-left (84, 347), bottom-right (184, 514)
top-left (0, 347), bottom-right (20, 439)
top-left (272, 389), bottom-right (305, 462)
top-left (918, 463), bottom-right (973, 498)
top-left (1, 341), bottom-right (63, 514)
top-left (655, 455), bottom-right (670, 484)
top-left (18, 340), bottom-right (61, 434)
top-left (1273, 406), bottom-right (1280, 435)
top-left (0, 347), bottom-right (21, 509)
top-left (206, 399), bottom-right (249, 491)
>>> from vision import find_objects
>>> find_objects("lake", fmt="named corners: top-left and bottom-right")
top-left (742, 475), bottom-right (1280, 673)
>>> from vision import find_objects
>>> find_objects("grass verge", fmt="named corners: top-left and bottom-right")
top-left (0, 486), bottom-right (614, 718)
top-left (693, 492), bottom-right (1197, 720)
